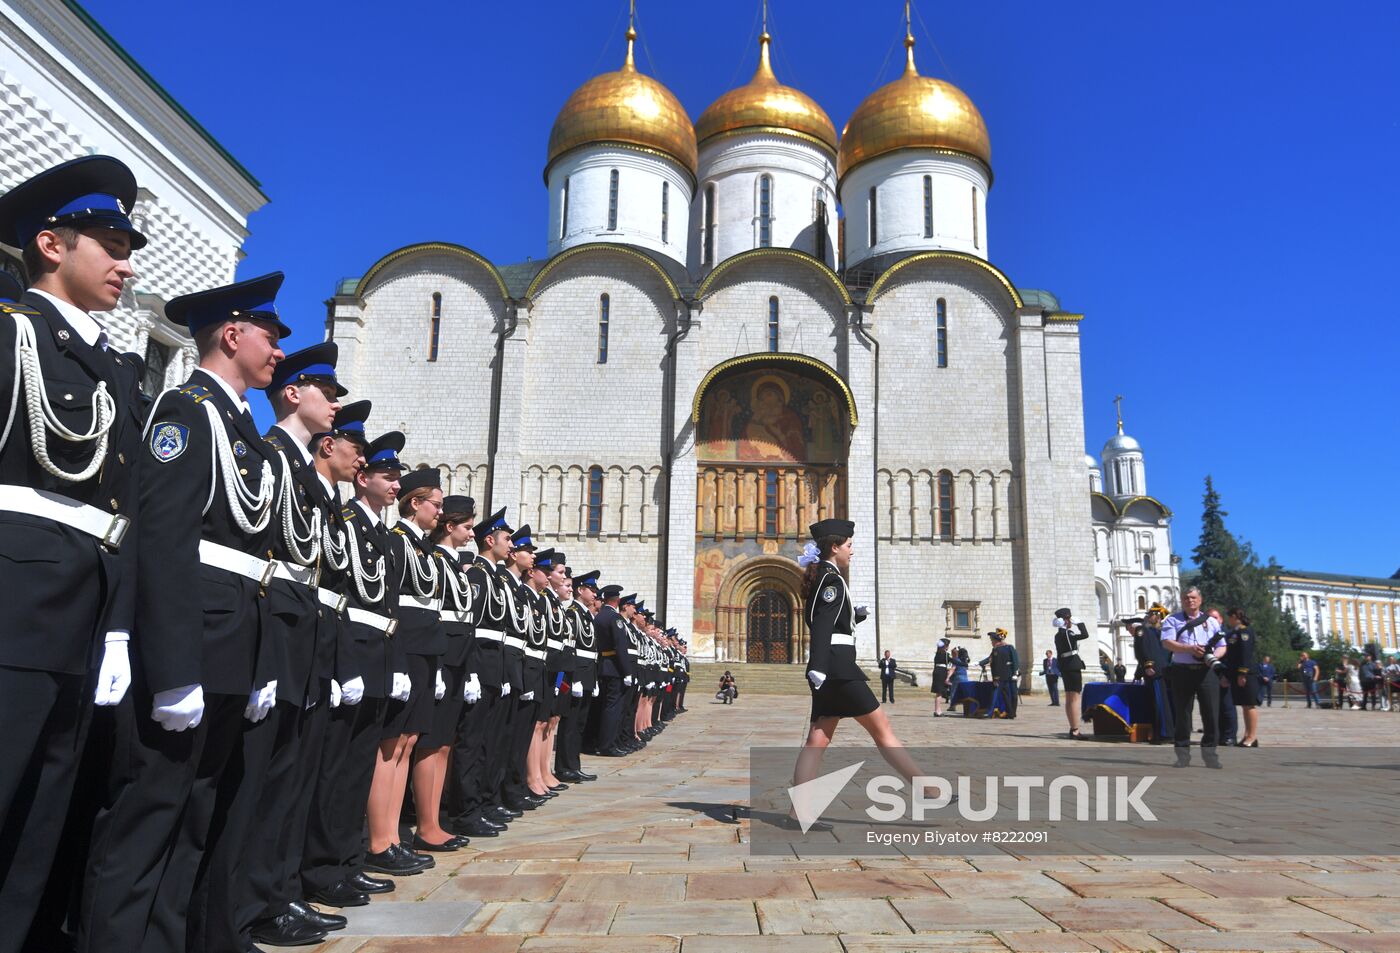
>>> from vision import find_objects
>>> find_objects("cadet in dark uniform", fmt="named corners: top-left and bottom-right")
top-left (80, 273), bottom-right (289, 953)
top-left (537, 550), bottom-right (570, 793)
top-left (555, 569), bottom-right (599, 783)
top-left (592, 585), bottom-right (636, 756)
top-left (1137, 603), bottom-right (1174, 743)
top-left (930, 640), bottom-right (950, 716)
top-left (0, 156), bottom-right (147, 952)
top-left (1224, 607), bottom-right (1260, 747)
top-left (446, 508), bottom-right (515, 837)
top-left (500, 527), bottom-right (545, 810)
top-left (412, 494), bottom-right (475, 850)
top-left (984, 629), bottom-right (1020, 719)
top-left (789, 519), bottom-right (920, 830)
top-left (1052, 608), bottom-right (1089, 737)
top-left (523, 548), bottom-right (560, 799)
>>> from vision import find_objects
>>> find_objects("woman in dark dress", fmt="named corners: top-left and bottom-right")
top-left (787, 519), bottom-right (921, 829)
top-left (1225, 607), bottom-right (1261, 747)
top-left (930, 639), bottom-right (950, 716)
top-left (1052, 607), bottom-right (1091, 738)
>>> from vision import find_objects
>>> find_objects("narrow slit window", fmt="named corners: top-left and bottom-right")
top-left (814, 200), bottom-right (827, 263)
top-left (703, 184), bottom-right (716, 265)
top-left (587, 466), bottom-right (603, 536)
top-left (428, 292), bottom-right (442, 362)
top-left (971, 186), bottom-right (979, 249)
top-left (597, 293), bottom-right (610, 364)
top-left (868, 186), bottom-right (878, 245)
top-left (607, 169), bottom-right (619, 231)
top-left (767, 296), bottom-right (779, 352)
top-left (763, 469), bottom-right (779, 535)
top-left (935, 297), bottom-right (948, 368)
top-left (758, 175), bottom-right (772, 247)
top-left (923, 176), bottom-right (933, 238)
top-left (937, 469), bottom-right (955, 540)
top-left (660, 181), bottom-right (669, 243)
top-left (560, 177), bottom-right (570, 239)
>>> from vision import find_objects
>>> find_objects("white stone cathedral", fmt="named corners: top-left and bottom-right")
top-left (327, 18), bottom-right (1179, 669)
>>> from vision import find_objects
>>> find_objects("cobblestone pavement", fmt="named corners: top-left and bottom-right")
top-left (310, 692), bottom-right (1400, 952)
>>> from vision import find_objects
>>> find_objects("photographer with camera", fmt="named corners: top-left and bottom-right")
top-left (1161, 587), bottom-right (1225, 756)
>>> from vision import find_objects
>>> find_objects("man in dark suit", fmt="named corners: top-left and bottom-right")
top-left (0, 156), bottom-right (148, 953)
top-left (80, 273), bottom-right (290, 953)
top-left (879, 650), bottom-right (898, 703)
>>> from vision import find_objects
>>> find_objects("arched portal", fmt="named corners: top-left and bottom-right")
top-left (692, 356), bottom-right (853, 662)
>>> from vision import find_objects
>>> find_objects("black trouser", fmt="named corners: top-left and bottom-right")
top-left (996, 677), bottom-right (1018, 717)
top-left (299, 695), bottom-right (384, 894)
top-left (598, 676), bottom-right (626, 751)
top-left (1169, 664), bottom-right (1220, 748)
top-left (881, 677), bottom-right (895, 703)
top-left (79, 690), bottom-right (246, 953)
top-left (0, 666), bottom-right (89, 953)
top-left (447, 686), bottom-right (509, 827)
top-left (1218, 683), bottom-right (1237, 744)
top-left (554, 693), bottom-right (584, 775)
top-left (503, 696), bottom-right (538, 802)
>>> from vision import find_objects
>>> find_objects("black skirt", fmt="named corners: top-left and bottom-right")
top-left (1230, 672), bottom-right (1262, 708)
top-left (810, 677), bottom-right (879, 721)
top-left (418, 660), bottom-right (467, 748)
top-left (383, 652), bottom-right (436, 739)
top-left (931, 669), bottom-right (948, 693)
top-left (1061, 668), bottom-right (1084, 693)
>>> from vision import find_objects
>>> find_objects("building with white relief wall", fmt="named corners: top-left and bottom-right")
top-left (328, 13), bottom-right (1141, 675)
top-left (0, 0), bottom-right (265, 393)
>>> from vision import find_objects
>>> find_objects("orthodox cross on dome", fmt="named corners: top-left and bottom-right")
top-left (903, 0), bottom-right (918, 73)
top-left (762, 0), bottom-right (768, 34)
top-left (1113, 394), bottom-right (1125, 434)
top-left (624, 0), bottom-right (637, 69)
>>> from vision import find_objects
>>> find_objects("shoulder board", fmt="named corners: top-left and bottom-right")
top-left (341, 505), bottom-right (357, 518)
top-left (391, 525), bottom-right (408, 536)
top-left (0, 302), bottom-right (41, 316)
top-left (263, 431), bottom-right (286, 452)
top-left (177, 383), bottom-right (214, 404)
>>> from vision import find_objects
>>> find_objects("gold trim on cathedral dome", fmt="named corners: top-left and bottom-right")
top-left (837, 35), bottom-right (991, 182)
top-left (695, 32), bottom-right (838, 157)
top-left (545, 27), bottom-right (698, 182)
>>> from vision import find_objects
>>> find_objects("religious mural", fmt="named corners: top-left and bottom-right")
top-left (697, 367), bottom-right (847, 465)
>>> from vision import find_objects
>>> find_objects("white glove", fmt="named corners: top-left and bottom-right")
top-left (571, 681), bottom-right (584, 698)
top-left (647, 681), bottom-right (656, 690)
top-left (463, 673), bottom-right (482, 704)
top-left (435, 669), bottom-right (446, 700)
top-left (592, 682), bottom-right (600, 697)
top-left (501, 680), bottom-right (511, 697)
top-left (244, 681), bottom-right (277, 723)
top-left (152, 684), bottom-right (205, 732)
top-left (391, 672), bottom-right (411, 702)
top-left (329, 679), bottom-right (343, 708)
top-left (1071, 616), bottom-right (1082, 626)
top-left (808, 670), bottom-right (827, 690)
top-left (624, 675), bottom-right (634, 687)
top-left (521, 690), bottom-right (535, 701)
top-left (341, 676), bottom-right (364, 706)
top-left (553, 684), bottom-right (560, 696)
top-left (94, 633), bottom-right (131, 706)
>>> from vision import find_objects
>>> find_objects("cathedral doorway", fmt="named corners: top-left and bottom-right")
top-left (746, 589), bottom-right (792, 663)
top-left (690, 354), bottom-right (857, 662)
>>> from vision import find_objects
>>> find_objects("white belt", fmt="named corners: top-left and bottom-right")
top-left (0, 484), bottom-right (130, 550)
top-left (273, 560), bottom-right (320, 589)
top-left (440, 608), bottom-right (470, 623)
top-left (503, 635), bottom-right (525, 650)
top-left (524, 647), bottom-right (547, 660)
top-left (546, 639), bottom-right (564, 650)
top-left (399, 593), bottom-right (442, 611)
top-left (317, 587), bottom-right (348, 614)
top-left (199, 539), bottom-right (277, 587)
top-left (576, 648), bottom-right (597, 660)
top-left (627, 648), bottom-right (639, 657)
top-left (347, 606), bottom-right (398, 637)
top-left (830, 634), bottom-right (856, 647)
top-left (475, 627), bottom-right (504, 643)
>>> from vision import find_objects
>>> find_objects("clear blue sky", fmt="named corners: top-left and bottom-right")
top-left (82, 0), bottom-right (1399, 577)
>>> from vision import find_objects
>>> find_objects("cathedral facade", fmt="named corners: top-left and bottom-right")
top-left (328, 21), bottom-right (1122, 668)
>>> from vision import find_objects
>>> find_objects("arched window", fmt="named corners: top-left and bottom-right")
top-left (758, 175), bottom-right (772, 247)
top-left (767, 296), bottom-right (779, 352)
top-left (763, 469), bottom-right (779, 535)
top-left (597, 294), bottom-right (610, 364)
top-left (935, 297), bottom-right (948, 368)
top-left (971, 186), bottom-right (979, 249)
top-left (814, 199), bottom-right (827, 263)
top-left (607, 169), bottom-right (619, 231)
top-left (587, 466), bottom-right (604, 536)
top-left (1143, 553), bottom-right (1153, 571)
top-left (560, 177), bottom-right (570, 239)
top-left (658, 181), bottom-right (668, 243)
top-left (937, 469), bottom-right (954, 540)
top-left (703, 184), bottom-right (716, 265)
top-left (1138, 594), bottom-right (1147, 611)
top-left (923, 175), bottom-right (933, 238)
top-left (428, 292), bottom-right (442, 362)
top-left (868, 186), bottom-right (878, 245)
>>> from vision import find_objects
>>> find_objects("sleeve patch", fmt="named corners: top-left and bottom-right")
top-left (149, 422), bottom-right (189, 463)
top-left (821, 585), bottom-right (837, 603)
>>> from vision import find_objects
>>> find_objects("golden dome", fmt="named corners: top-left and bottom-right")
top-left (694, 32), bottom-right (838, 156)
top-left (546, 27), bottom-right (698, 182)
top-left (837, 35), bottom-right (991, 182)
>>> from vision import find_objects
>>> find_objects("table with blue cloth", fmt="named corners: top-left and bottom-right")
top-left (948, 680), bottom-right (1009, 717)
top-left (1079, 681), bottom-right (1159, 740)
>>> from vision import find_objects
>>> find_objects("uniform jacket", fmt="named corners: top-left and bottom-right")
top-left (1223, 625), bottom-right (1257, 677)
top-left (340, 499), bottom-right (400, 698)
top-left (309, 476), bottom-right (357, 685)
top-left (517, 581), bottom-right (545, 696)
top-left (466, 555), bottom-right (504, 688)
top-left (805, 561), bottom-right (865, 681)
top-left (497, 566), bottom-right (528, 690)
top-left (594, 603), bottom-right (636, 680)
top-left (568, 601), bottom-right (597, 692)
top-left (389, 521), bottom-right (447, 658)
top-left (988, 642), bottom-right (1019, 680)
top-left (0, 293), bottom-right (145, 674)
top-left (435, 545), bottom-right (474, 669)
top-left (1053, 621), bottom-right (1090, 672)
top-left (879, 657), bottom-right (897, 680)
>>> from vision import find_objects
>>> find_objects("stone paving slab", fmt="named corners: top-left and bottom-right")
top-left (839, 935), bottom-right (1010, 952)
top-left (892, 897), bottom-right (1057, 932)
top-left (335, 899), bottom-right (482, 936)
top-left (1162, 897), bottom-right (1362, 931)
top-left (757, 897), bottom-right (905, 934)
top-left (687, 871), bottom-right (816, 899)
top-left (610, 899), bottom-right (761, 935)
top-left (1147, 930), bottom-right (1341, 951)
top-left (805, 868), bottom-right (943, 899)
top-left (1305, 933), bottom-right (1400, 952)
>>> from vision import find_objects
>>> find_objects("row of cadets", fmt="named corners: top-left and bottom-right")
top-left (446, 507), bottom-right (515, 837)
top-left (555, 569), bottom-right (602, 782)
top-left (0, 156), bottom-right (148, 952)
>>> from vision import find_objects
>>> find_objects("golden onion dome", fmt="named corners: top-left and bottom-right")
top-left (837, 34), bottom-right (991, 182)
top-left (545, 27), bottom-right (698, 182)
top-left (694, 32), bottom-right (838, 157)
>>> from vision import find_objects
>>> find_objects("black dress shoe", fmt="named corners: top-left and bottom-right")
top-left (490, 805), bottom-right (522, 819)
top-left (363, 847), bottom-right (427, 875)
top-left (349, 871), bottom-right (395, 894)
top-left (307, 880), bottom-right (371, 907)
top-left (557, 771), bottom-right (587, 783)
top-left (288, 900), bottom-right (347, 931)
top-left (413, 833), bottom-right (468, 851)
top-left (598, 746), bottom-right (628, 757)
top-left (250, 912), bottom-right (326, 946)
top-left (392, 842), bottom-right (435, 868)
top-left (548, 782), bottom-right (569, 792)
top-left (454, 818), bottom-right (504, 837)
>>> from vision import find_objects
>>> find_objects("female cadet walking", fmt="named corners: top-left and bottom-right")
top-left (410, 495), bottom-right (475, 850)
top-left (1053, 607), bottom-right (1091, 738)
top-left (1224, 607), bottom-right (1261, 747)
top-left (788, 519), bottom-right (921, 830)
top-left (365, 468), bottom-right (443, 869)
top-left (930, 639), bottom-right (950, 716)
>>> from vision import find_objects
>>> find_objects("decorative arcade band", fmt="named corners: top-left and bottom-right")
top-left (0, 156), bottom-right (690, 953)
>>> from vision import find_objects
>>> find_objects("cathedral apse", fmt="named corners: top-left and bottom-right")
top-left (692, 361), bottom-right (851, 662)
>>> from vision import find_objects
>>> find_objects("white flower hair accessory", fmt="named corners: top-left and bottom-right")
top-left (797, 541), bottom-right (821, 568)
